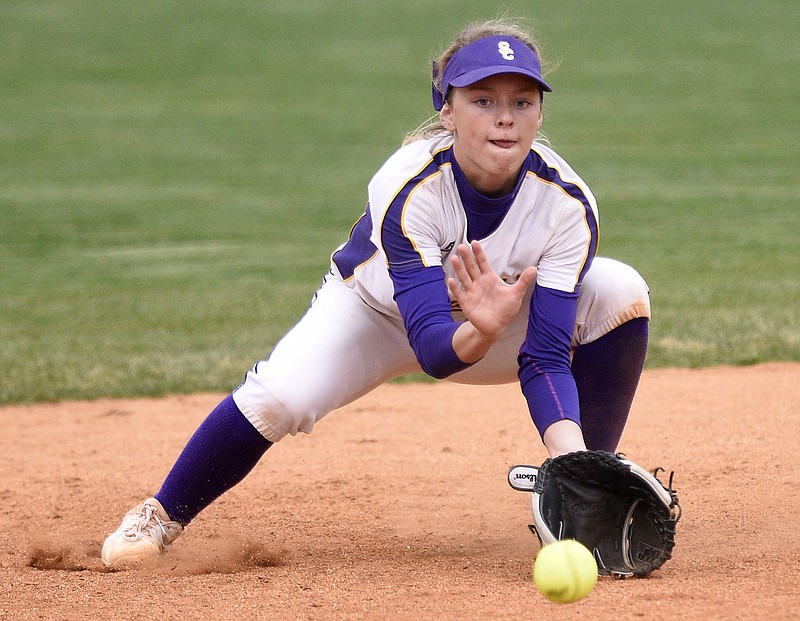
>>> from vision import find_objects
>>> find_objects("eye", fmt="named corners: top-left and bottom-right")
top-left (475, 97), bottom-right (492, 107)
top-left (515, 99), bottom-right (533, 109)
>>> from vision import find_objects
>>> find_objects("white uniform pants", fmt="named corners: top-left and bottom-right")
top-left (233, 257), bottom-right (650, 442)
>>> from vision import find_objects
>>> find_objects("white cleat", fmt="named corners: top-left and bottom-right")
top-left (101, 498), bottom-right (183, 568)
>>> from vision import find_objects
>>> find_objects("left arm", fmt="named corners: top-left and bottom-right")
top-left (518, 284), bottom-right (586, 456)
top-left (446, 243), bottom-right (586, 457)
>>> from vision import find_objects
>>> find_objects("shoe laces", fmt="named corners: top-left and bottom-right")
top-left (123, 503), bottom-right (170, 543)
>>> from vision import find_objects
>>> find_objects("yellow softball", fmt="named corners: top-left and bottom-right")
top-left (533, 539), bottom-right (598, 604)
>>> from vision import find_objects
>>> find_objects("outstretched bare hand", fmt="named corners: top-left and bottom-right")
top-left (447, 241), bottom-right (537, 340)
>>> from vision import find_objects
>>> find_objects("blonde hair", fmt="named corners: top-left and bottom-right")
top-left (403, 18), bottom-right (548, 146)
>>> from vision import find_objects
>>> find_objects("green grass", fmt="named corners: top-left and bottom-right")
top-left (1, 1), bottom-right (798, 402)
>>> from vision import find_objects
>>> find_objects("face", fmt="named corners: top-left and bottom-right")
top-left (440, 73), bottom-right (543, 196)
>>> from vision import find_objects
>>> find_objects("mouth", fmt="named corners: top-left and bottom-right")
top-left (490, 139), bottom-right (516, 149)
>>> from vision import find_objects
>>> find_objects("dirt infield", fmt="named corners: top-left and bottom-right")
top-left (1, 363), bottom-right (798, 620)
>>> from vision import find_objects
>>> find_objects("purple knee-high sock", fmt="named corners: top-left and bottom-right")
top-left (570, 317), bottom-right (649, 452)
top-left (155, 394), bottom-right (271, 526)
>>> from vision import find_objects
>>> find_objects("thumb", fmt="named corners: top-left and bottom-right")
top-left (514, 266), bottom-right (537, 291)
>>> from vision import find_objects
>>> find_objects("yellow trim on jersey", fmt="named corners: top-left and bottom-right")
top-left (339, 248), bottom-right (381, 284)
top-left (526, 170), bottom-right (595, 290)
top-left (574, 218), bottom-right (594, 290)
top-left (524, 158), bottom-right (598, 291)
top-left (377, 144), bottom-right (452, 268)
top-left (399, 171), bottom-right (443, 267)
top-left (529, 143), bottom-right (592, 191)
top-left (332, 203), bottom-right (381, 284)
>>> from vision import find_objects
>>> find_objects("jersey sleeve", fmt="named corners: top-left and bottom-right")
top-left (528, 145), bottom-right (599, 293)
top-left (366, 143), bottom-right (453, 273)
top-left (536, 207), bottom-right (596, 293)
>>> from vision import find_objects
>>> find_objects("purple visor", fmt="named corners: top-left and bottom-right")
top-left (432, 35), bottom-right (552, 111)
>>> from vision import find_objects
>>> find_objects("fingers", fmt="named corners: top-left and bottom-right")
top-left (457, 243), bottom-right (483, 283)
top-left (449, 252), bottom-right (470, 291)
top-left (469, 240), bottom-right (494, 275)
top-left (446, 276), bottom-right (461, 299)
top-left (452, 241), bottom-right (492, 286)
top-left (450, 242), bottom-right (536, 291)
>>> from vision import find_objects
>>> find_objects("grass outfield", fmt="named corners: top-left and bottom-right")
top-left (1, 1), bottom-right (798, 402)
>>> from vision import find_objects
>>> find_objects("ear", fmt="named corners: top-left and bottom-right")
top-left (536, 111), bottom-right (543, 130)
top-left (440, 102), bottom-right (456, 132)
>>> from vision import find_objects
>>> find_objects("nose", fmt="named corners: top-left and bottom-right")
top-left (496, 102), bottom-right (514, 127)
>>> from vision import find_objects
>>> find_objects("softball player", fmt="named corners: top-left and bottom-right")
top-left (102, 19), bottom-right (651, 567)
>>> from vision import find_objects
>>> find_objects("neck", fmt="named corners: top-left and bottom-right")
top-left (451, 144), bottom-right (521, 197)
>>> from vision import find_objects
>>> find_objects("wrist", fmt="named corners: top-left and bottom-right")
top-left (452, 321), bottom-right (499, 363)
top-left (542, 420), bottom-right (586, 458)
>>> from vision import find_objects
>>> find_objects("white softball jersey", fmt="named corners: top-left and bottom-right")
top-left (232, 134), bottom-right (650, 442)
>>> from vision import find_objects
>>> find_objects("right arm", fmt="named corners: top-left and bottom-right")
top-left (447, 241), bottom-right (536, 363)
top-left (391, 241), bottom-right (535, 378)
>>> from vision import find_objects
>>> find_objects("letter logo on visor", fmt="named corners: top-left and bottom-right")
top-left (498, 41), bottom-right (515, 60)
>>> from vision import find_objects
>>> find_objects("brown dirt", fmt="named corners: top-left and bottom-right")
top-left (1, 363), bottom-right (799, 621)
